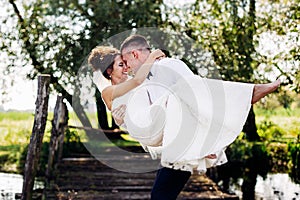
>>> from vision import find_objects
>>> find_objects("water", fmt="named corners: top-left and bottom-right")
top-left (231, 173), bottom-right (300, 200)
top-left (255, 174), bottom-right (300, 200)
top-left (0, 173), bottom-right (44, 200)
top-left (1, 172), bottom-right (299, 199)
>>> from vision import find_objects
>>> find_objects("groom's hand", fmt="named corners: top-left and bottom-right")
top-left (205, 154), bottom-right (217, 159)
top-left (112, 104), bottom-right (127, 127)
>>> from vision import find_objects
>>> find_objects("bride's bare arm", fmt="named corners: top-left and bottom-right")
top-left (102, 49), bottom-right (165, 110)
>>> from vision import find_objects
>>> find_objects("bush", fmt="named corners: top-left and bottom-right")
top-left (63, 129), bottom-right (89, 157)
top-left (257, 120), bottom-right (285, 141)
top-left (266, 142), bottom-right (290, 173)
top-left (0, 145), bottom-right (23, 173)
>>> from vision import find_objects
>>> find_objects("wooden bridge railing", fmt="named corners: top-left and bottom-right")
top-left (45, 95), bottom-right (68, 184)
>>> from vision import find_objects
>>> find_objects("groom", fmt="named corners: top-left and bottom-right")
top-left (114, 34), bottom-right (196, 200)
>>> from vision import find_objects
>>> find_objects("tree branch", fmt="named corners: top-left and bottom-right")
top-left (8, 0), bottom-right (73, 105)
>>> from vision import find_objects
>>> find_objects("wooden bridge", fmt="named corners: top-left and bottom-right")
top-left (41, 147), bottom-right (239, 200)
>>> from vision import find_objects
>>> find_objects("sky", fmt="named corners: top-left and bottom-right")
top-left (0, 69), bottom-right (57, 111)
top-left (0, 58), bottom-right (58, 111)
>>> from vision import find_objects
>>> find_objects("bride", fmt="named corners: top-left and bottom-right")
top-left (88, 44), bottom-right (280, 173)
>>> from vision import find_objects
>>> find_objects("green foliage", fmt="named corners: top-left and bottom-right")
top-left (65, 128), bottom-right (81, 143)
top-left (278, 90), bottom-right (295, 109)
top-left (0, 145), bottom-right (22, 173)
top-left (257, 120), bottom-right (285, 141)
top-left (63, 128), bottom-right (89, 157)
top-left (179, 0), bottom-right (257, 82)
top-left (266, 143), bottom-right (290, 173)
top-left (255, 107), bottom-right (300, 146)
top-left (255, 105), bottom-right (300, 118)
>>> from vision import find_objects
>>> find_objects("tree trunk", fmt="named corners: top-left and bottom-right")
top-left (95, 88), bottom-right (109, 130)
top-left (21, 75), bottom-right (50, 200)
top-left (111, 117), bottom-right (119, 130)
top-left (95, 87), bottom-right (119, 130)
top-left (242, 106), bottom-right (260, 141)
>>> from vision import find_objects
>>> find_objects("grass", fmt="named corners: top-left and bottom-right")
top-left (0, 112), bottom-right (34, 146)
top-left (0, 111), bottom-right (53, 173)
top-left (0, 111), bottom-right (34, 121)
top-left (0, 111), bottom-right (54, 146)
top-left (254, 106), bottom-right (300, 138)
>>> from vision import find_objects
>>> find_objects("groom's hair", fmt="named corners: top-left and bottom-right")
top-left (120, 34), bottom-right (150, 53)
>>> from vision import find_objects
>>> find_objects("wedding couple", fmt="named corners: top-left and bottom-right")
top-left (88, 34), bottom-right (280, 199)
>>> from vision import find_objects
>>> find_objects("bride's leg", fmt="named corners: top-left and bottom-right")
top-left (251, 79), bottom-right (281, 104)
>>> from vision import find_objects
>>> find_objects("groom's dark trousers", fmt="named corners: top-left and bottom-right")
top-left (151, 167), bottom-right (191, 200)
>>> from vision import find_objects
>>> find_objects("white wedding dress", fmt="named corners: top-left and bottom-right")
top-left (112, 75), bottom-right (254, 173)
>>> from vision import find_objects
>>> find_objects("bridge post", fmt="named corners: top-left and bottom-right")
top-left (21, 74), bottom-right (51, 200)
